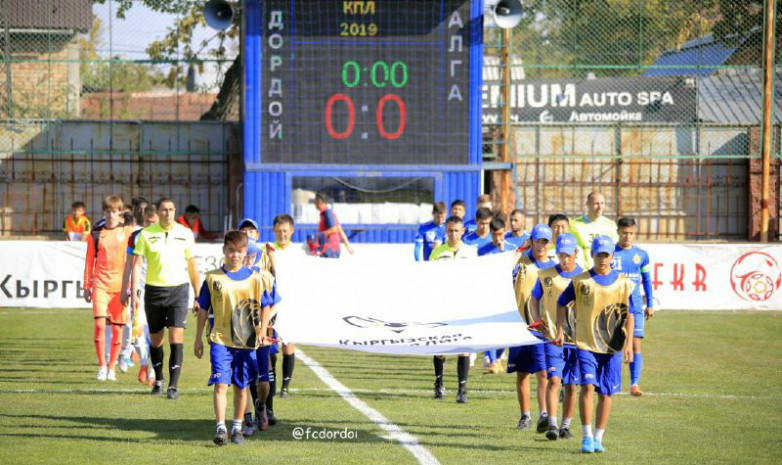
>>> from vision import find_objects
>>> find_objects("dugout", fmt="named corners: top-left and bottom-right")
top-left (242, 0), bottom-right (485, 243)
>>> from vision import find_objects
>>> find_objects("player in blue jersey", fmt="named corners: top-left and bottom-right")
top-left (463, 194), bottom-right (492, 234)
top-left (414, 202), bottom-right (447, 261)
top-left (529, 233), bottom-right (583, 441)
top-left (509, 224), bottom-right (557, 433)
top-left (462, 207), bottom-right (493, 248)
top-left (194, 231), bottom-right (279, 445)
top-left (612, 217), bottom-right (655, 397)
top-left (555, 235), bottom-right (637, 453)
top-left (505, 209), bottom-right (530, 249)
top-left (477, 217), bottom-right (514, 373)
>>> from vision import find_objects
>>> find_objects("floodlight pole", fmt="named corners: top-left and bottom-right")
top-left (759, 0), bottom-right (777, 242)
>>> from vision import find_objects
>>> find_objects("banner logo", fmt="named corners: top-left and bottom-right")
top-left (342, 316), bottom-right (447, 334)
top-left (730, 252), bottom-right (782, 302)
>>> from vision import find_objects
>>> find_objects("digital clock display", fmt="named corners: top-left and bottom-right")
top-left (260, 0), bottom-right (474, 165)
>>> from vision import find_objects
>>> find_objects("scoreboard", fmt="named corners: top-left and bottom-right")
top-left (259, 0), bottom-right (476, 165)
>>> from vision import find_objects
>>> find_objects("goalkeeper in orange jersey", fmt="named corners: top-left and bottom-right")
top-left (84, 195), bottom-right (134, 381)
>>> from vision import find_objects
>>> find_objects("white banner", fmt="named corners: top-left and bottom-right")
top-left (274, 252), bottom-right (540, 355)
top-left (642, 244), bottom-right (782, 311)
top-left (1, 241), bottom-right (780, 312)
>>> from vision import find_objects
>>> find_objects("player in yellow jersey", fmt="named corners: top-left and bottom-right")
top-left (194, 231), bottom-right (279, 446)
top-left (529, 233), bottom-right (583, 441)
top-left (429, 216), bottom-right (477, 403)
top-left (509, 224), bottom-right (556, 432)
top-left (131, 198), bottom-right (201, 399)
top-left (569, 192), bottom-right (619, 268)
top-left (555, 235), bottom-right (637, 454)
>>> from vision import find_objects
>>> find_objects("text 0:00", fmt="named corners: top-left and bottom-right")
top-left (325, 94), bottom-right (406, 140)
top-left (342, 61), bottom-right (408, 88)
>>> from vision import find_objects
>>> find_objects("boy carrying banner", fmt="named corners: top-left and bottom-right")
top-left (194, 231), bottom-right (279, 446)
top-left (555, 235), bottom-right (637, 454)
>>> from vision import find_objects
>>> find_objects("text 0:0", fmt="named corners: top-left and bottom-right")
top-left (325, 94), bottom-right (406, 140)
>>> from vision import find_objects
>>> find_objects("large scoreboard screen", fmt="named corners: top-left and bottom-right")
top-left (260, 0), bottom-right (475, 165)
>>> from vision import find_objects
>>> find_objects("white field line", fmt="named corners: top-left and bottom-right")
top-left (297, 350), bottom-right (440, 465)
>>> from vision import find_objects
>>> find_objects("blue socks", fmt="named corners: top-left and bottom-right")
top-left (630, 353), bottom-right (643, 385)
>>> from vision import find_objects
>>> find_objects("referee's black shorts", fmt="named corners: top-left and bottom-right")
top-left (144, 283), bottom-right (189, 333)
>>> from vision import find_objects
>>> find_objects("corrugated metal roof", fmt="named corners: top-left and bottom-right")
top-left (698, 69), bottom-right (782, 124)
top-left (8, 0), bottom-right (92, 32)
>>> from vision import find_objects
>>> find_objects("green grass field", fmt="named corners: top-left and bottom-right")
top-left (0, 308), bottom-right (780, 465)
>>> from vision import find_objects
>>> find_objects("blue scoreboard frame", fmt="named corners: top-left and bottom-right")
top-left (243, 0), bottom-right (484, 243)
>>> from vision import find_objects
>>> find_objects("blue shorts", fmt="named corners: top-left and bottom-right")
top-left (507, 343), bottom-right (546, 374)
top-left (209, 344), bottom-right (254, 388)
top-left (632, 310), bottom-right (645, 338)
top-left (544, 344), bottom-right (581, 385)
top-left (255, 345), bottom-right (272, 382)
top-left (578, 350), bottom-right (622, 396)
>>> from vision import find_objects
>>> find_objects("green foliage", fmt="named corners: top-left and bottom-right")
top-left (0, 307), bottom-right (780, 464)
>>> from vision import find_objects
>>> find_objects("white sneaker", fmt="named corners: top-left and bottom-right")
top-left (96, 366), bottom-right (108, 381)
top-left (107, 369), bottom-right (117, 381)
top-left (118, 359), bottom-right (129, 373)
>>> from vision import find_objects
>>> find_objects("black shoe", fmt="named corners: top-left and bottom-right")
top-left (280, 387), bottom-right (290, 399)
top-left (166, 387), bottom-right (179, 400)
top-left (151, 380), bottom-right (164, 395)
top-left (546, 424), bottom-right (559, 441)
top-left (536, 414), bottom-right (549, 433)
top-left (434, 382), bottom-right (445, 400)
top-left (456, 390), bottom-right (468, 404)
top-left (230, 430), bottom-right (244, 445)
top-left (213, 428), bottom-right (228, 446)
top-left (267, 409), bottom-right (277, 426)
top-left (517, 415), bottom-right (531, 430)
top-left (559, 426), bottom-right (574, 439)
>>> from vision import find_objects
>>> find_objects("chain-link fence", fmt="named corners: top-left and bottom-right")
top-left (0, 0), bottom-right (239, 237)
top-left (0, 0), bottom-right (779, 240)
top-left (483, 0), bottom-right (780, 241)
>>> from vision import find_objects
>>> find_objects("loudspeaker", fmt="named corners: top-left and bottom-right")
top-left (492, 0), bottom-right (523, 29)
top-left (204, 0), bottom-right (234, 31)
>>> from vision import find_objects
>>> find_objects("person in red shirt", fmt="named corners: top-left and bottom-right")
top-left (176, 205), bottom-right (220, 241)
top-left (84, 195), bottom-right (134, 382)
top-left (311, 194), bottom-right (354, 258)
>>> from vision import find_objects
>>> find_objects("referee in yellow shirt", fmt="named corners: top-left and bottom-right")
top-left (130, 198), bottom-right (202, 399)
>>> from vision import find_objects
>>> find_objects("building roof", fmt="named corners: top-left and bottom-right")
top-left (7, 0), bottom-right (92, 32)
top-left (698, 68), bottom-right (782, 124)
